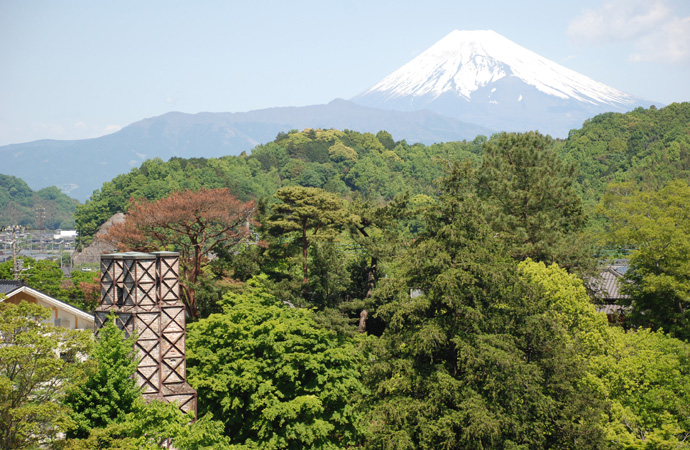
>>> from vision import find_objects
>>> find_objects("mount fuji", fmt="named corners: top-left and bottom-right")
top-left (353, 30), bottom-right (657, 137)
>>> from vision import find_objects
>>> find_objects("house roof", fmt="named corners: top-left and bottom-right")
top-left (595, 304), bottom-right (631, 315)
top-left (0, 279), bottom-right (23, 295)
top-left (0, 280), bottom-right (94, 323)
top-left (589, 265), bottom-right (629, 301)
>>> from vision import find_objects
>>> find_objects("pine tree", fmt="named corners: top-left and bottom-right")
top-left (364, 162), bottom-right (606, 449)
top-left (267, 186), bottom-right (347, 285)
top-left (477, 132), bottom-right (592, 272)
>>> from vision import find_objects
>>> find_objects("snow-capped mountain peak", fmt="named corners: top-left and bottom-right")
top-left (353, 30), bottom-right (655, 137)
top-left (361, 29), bottom-right (633, 106)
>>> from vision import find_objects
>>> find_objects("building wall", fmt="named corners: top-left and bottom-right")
top-left (4, 291), bottom-right (37, 305)
top-left (4, 290), bottom-right (93, 330)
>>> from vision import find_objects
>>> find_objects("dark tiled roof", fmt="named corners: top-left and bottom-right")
top-left (589, 266), bottom-right (629, 301)
top-left (595, 304), bottom-right (631, 315)
top-left (0, 279), bottom-right (24, 295)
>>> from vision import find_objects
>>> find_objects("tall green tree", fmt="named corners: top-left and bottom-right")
top-left (0, 301), bottom-right (92, 450)
top-left (599, 180), bottom-right (690, 339)
top-left (477, 132), bottom-right (591, 272)
top-left (63, 315), bottom-right (230, 449)
top-left (267, 186), bottom-right (347, 285)
top-left (364, 163), bottom-right (605, 449)
top-left (63, 316), bottom-right (141, 438)
top-left (187, 275), bottom-right (365, 449)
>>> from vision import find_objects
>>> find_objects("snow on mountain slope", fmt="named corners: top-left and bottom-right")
top-left (353, 30), bottom-right (656, 137)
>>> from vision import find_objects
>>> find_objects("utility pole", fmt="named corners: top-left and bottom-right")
top-left (4, 225), bottom-right (25, 281)
top-left (12, 226), bottom-right (21, 281)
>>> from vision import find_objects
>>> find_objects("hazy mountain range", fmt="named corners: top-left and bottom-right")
top-left (0, 29), bottom-right (657, 202)
top-left (0, 101), bottom-right (492, 201)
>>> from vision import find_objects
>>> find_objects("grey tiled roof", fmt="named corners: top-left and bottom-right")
top-left (0, 279), bottom-right (23, 295)
top-left (590, 266), bottom-right (629, 301)
top-left (595, 304), bottom-right (631, 315)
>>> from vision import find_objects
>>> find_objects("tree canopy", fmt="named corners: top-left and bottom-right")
top-left (7, 103), bottom-right (690, 448)
top-left (187, 276), bottom-right (365, 449)
top-left (599, 180), bottom-right (690, 339)
top-left (363, 164), bottom-right (606, 449)
top-left (267, 186), bottom-right (347, 285)
top-left (74, 129), bottom-right (484, 246)
top-left (0, 301), bottom-right (92, 449)
top-left (101, 188), bottom-right (255, 318)
top-left (478, 131), bottom-right (589, 270)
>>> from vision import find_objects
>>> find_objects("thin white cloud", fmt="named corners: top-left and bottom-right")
top-left (630, 16), bottom-right (690, 63)
top-left (569, 0), bottom-right (670, 43)
top-left (569, 0), bottom-right (690, 64)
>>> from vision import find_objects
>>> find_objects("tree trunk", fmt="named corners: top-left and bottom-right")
top-left (365, 256), bottom-right (378, 299)
top-left (359, 309), bottom-right (368, 333)
top-left (180, 282), bottom-right (198, 319)
top-left (302, 224), bottom-right (309, 285)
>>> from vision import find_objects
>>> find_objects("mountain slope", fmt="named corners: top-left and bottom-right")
top-left (0, 174), bottom-right (77, 229)
top-left (0, 100), bottom-right (492, 202)
top-left (353, 30), bottom-right (657, 137)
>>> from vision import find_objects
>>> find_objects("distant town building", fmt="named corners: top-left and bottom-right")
top-left (53, 230), bottom-right (78, 240)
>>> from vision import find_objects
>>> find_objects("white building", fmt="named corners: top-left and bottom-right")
top-left (0, 280), bottom-right (94, 330)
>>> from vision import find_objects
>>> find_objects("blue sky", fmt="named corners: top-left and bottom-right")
top-left (1, 0), bottom-right (688, 146)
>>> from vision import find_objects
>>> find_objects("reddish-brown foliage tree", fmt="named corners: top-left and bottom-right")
top-left (101, 188), bottom-right (255, 318)
top-left (79, 276), bottom-right (101, 311)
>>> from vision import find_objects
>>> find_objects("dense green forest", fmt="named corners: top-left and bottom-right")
top-left (73, 128), bottom-right (485, 245)
top-left (561, 103), bottom-right (690, 208)
top-left (3, 103), bottom-right (690, 449)
top-left (0, 174), bottom-right (78, 229)
top-left (74, 103), bottom-right (690, 246)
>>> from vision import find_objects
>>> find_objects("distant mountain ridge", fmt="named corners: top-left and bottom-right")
top-left (0, 100), bottom-right (493, 201)
top-left (1, 29), bottom-right (663, 202)
top-left (353, 30), bottom-right (657, 137)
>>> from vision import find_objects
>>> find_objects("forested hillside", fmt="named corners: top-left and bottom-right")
top-left (561, 102), bottom-right (690, 207)
top-left (74, 129), bottom-right (485, 244)
top-left (7, 103), bottom-right (690, 449)
top-left (75, 103), bottom-right (690, 246)
top-left (0, 174), bottom-right (78, 229)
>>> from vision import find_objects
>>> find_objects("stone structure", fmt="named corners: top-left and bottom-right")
top-left (73, 213), bottom-right (125, 265)
top-left (94, 251), bottom-right (197, 417)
